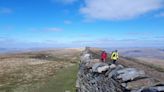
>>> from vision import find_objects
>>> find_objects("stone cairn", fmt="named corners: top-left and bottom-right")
top-left (76, 47), bottom-right (164, 92)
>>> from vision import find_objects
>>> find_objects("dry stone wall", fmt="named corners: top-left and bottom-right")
top-left (76, 48), bottom-right (164, 92)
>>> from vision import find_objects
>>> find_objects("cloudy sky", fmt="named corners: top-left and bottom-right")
top-left (0, 0), bottom-right (164, 48)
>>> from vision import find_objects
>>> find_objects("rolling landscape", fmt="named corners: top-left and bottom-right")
top-left (119, 48), bottom-right (164, 69)
top-left (1, 0), bottom-right (164, 91)
top-left (0, 47), bottom-right (163, 92)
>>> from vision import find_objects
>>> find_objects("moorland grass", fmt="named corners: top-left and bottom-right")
top-left (37, 64), bottom-right (79, 92)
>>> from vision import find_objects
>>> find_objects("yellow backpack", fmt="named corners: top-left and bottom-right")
top-left (111, 52), bottom-right (119, 60)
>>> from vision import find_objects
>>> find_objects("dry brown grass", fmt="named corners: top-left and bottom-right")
top-left (0, 48), bottom-right (81, 92)
top-left (136, 57), bottom-right (164, 67)
top-left (0, 58), bottom-right (67, 88)
top-left (119, 56), bottom-right (164, 82)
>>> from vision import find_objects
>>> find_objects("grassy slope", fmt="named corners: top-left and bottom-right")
top-left (0, 64), bottom-right (79, 92)
top-left (122, 56), bottom-right (164, 72)
top-left (37, 64), bottom-right (78, 92)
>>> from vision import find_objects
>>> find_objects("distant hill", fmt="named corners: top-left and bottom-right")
top-left (0, 48), bottom-right (18, 53)
top-left (0, 47), bottom-right (53, 54)
top-left (118, 48), bottom-right (164, 59)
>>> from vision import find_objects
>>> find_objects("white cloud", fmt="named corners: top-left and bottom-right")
top-left (0, 25), bottom-right (14, 31)
top-left (29, 27), bottom-right (63, 32)
top-left (80, 0), bottom-right (163, 20)
top-left (156, 12), bottom-right (164, 17)
top-left (0, 8), bottom-right (12, 14)
top-left (71, 37), bottom-right (164, 47)
top-left (51, 0), bottom-right (77, 4)
top-left (64, 20), bottom-right (72, 24)
top-left (44, 27), bottom-right (63, 32)
top-left (160, 12), bottom-right (164, 16)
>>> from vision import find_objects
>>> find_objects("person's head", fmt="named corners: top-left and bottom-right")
top-left (115, 50), bottom-right (118, 52)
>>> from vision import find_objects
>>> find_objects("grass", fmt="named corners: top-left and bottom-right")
top-left (0, 64), bottom-right (79, 92)
top-left (37, 64), bottom-right (79, 92)
top-left (29, 53), bottom-right (70, 62)
top-left (123, 56), bottom-right (164, 72)
top-left (0, 49), bottom-right (81, 92)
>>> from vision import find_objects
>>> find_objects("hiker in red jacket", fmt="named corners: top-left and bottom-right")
top-left (101, 51), bottom-right (107, 62)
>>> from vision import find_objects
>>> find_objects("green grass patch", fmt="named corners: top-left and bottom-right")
top-left (37, 64), bottom-right (79, 92)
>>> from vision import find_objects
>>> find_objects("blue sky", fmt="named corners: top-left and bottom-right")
top-left (0, 0), bottom-right (164, 48)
